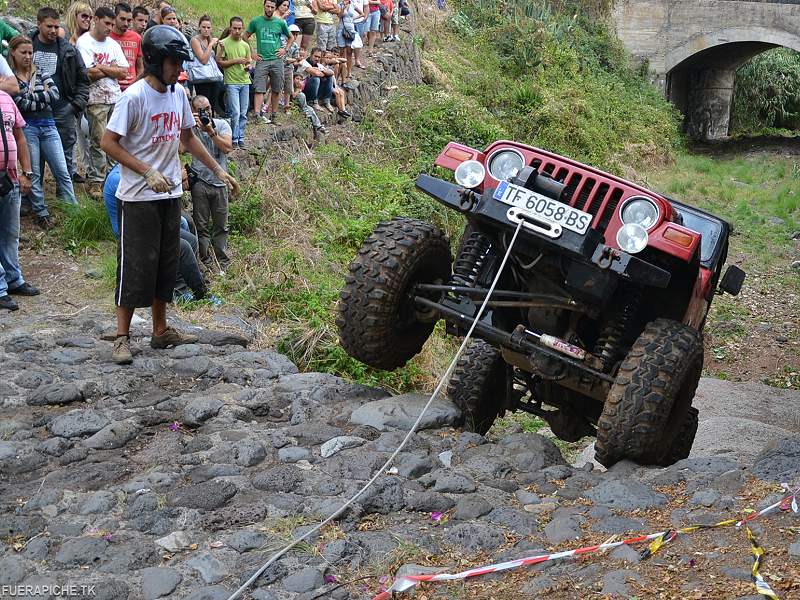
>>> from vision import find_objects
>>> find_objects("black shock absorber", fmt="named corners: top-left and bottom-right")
top-left (450, 230), bottom-right (492, 287)
top-left (594, 286), bottom-right (643, 371)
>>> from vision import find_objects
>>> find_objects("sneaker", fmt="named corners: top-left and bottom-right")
top-left (150, 326), bottom-right (199, 349)
top-left (258, 114), bottom-right (270, 124)
top-left (112, 335), bottom-right (133, 364)
top-left (311, 101), bottom-right (321, 109)
top-left (315, 124), bottom-right (327, 134)
top-left (0, 294), bottom-right (18, 311)
top-left (8, 282), bottom-right (40, 296)
top-left (35, 215), bottom-right (54, 231)
top-left (383, 35), bottom-right (391, 42)
top-left (72, 172), bottom-right (86, 184)
top-left (270, 112), bottom-right (279, 124)
top-left (323, 102), bottom-right (336, 113)
top-left (338, 108), bottom-right (352, 119)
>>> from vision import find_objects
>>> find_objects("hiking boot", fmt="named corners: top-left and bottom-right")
top-left (0, 294), bottom-right (18, 311)
top-left (150, 326), bottom-right (199, 349)
top-left (8, 282), bottom-right (40, 296)
top-left (36, 215), bottom-right (54, 231)
top-left (112, 335), bottom-right (133, 364)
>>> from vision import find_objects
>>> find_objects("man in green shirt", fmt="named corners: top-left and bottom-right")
top-left (0, 20), bottom-right (20, 57)
top-left (244, 0), bottom-right (294, 124)
top-left (215, 17), bottom-right (252, 147)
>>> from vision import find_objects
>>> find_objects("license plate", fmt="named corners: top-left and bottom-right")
top-left (493, 181), bottom-right (593, 235)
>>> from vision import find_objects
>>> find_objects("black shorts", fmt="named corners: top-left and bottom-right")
top-left (295, 17), bottom-right (316, 36)
top-left (116, 197), bottom-right (181, 308)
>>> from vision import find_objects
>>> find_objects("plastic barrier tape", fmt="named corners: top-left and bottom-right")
top-left (371, 485), bottom-right (799, 600)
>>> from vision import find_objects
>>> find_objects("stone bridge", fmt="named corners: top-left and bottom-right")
top-left (612, 0), bottom-right (800, 139)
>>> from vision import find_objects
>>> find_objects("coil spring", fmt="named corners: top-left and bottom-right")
top-left (595, 286), bottom-right (643, 371)
top-left (450, 230), bottom-right (492, 287)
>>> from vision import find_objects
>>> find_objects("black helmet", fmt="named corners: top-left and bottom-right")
top-left (142, 25), bottom-right (191, 85)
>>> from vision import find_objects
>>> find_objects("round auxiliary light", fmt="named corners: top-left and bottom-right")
top-left (616, 223), bottom-right (649, 254)
top-left (454, 160), bottom-right (486, 189)
top-left (621, 196), bottom-right (660, 230)
top-left (487, 149), bottom-right (525, 181)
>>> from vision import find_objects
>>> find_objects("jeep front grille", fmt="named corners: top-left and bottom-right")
top-left (530, 158), bottom-right (624, 233)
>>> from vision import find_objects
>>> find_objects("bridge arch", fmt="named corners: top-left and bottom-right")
top-left (664, 27), bottom-right (800, 73)
top-left (612, 0), bottom-right (800, 140)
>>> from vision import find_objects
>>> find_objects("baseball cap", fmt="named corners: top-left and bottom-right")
top-left (289, 24), bottom-right (301, 33)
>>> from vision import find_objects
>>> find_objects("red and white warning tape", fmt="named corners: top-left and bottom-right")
top-left (371, 484), bottom-right (800, 600)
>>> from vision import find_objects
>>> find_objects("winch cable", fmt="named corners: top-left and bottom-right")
top-left (225, 220), bottom-right (525, 600)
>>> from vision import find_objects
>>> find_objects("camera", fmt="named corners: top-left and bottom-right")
top-left (198, 109), bottom-right (212, 127)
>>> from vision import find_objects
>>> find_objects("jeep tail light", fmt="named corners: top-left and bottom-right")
top-left (663, 226), bottom-right (694, 248)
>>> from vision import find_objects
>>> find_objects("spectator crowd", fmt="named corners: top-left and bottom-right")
top-left (0, 0), bottom-right (409, 318)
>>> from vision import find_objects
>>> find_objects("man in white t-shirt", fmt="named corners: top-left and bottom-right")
top-left (77, 6), bottom-right (129, 196)
top-left (101, 25), bottom-right (239, 365)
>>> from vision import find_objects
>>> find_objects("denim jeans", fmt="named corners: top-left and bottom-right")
top-left (225, 84), bottom-right (249, 144)
top-left (293, 92), bottom-right (322, 128)
top-left (304, 75), bottom-right (333, 104)
top-left (0, 184), bottom-right (25, 296)
top-left (24, 124), bottom-right (78, 217)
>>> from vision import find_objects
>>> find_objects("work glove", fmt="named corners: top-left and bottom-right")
top-left (144, 168), bottom-right (173, 194)
top-left (214, 168), bottom-right (240, 196)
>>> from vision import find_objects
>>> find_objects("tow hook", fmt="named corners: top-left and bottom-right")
top-left (597, 246), bottom-right (619, 270)
top-left (458, 188), bottom-right (478, 210)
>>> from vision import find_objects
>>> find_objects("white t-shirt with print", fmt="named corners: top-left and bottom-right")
top-left (107, 79), bottom-right (195, 202)
top-left (76, 32), bottom-right (129, 104)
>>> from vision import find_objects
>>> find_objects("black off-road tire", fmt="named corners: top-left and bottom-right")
top-left (336, 217), bottom-right (451, 371)
top-left (595, 318), bottom-right (703, 468)
top-left (664, 406), bottom-right (699, 464)
top-left (447, 339), bottom-right (507, 435)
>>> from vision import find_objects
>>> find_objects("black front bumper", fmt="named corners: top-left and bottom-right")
top-left (416, 174), bottom-right (670, 291)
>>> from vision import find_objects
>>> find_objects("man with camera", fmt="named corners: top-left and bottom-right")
top-left (187, 94), bottom-right (234, 274)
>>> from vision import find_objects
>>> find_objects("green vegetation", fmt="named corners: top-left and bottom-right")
top-left (57, 199), bottom-right (115, 252)
top-left (646, 151), bottom-right (800, 389)
top-left (388, 0), bottom-right (682, 174)
top-left (732, 48), bottom-right (800, 135)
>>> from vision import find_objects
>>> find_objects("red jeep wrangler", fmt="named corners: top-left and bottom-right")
top-left (336, 140), bottom-right (745, 467)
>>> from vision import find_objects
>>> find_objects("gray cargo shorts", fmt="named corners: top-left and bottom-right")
top-left (253, 58), bottom-right (285, 94)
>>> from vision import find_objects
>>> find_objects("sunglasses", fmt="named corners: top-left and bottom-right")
top-left (79, 13), bottom-right (92, 18)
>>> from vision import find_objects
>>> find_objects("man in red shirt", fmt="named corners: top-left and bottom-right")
top-left (109, 2), bottom-right (143, 92)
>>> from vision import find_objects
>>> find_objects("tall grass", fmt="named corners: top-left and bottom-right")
top-left (58, 200), bottom-right (115, 250)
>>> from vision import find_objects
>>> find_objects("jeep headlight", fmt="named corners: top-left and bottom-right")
top-left (621, 197), bottom-right (659, 230)
top-left (616, 223), bottom-right (649, 254)
top-left (454, 160), bottom-right (485, 189)
top-left (487, 150), bottom-right (524, 181)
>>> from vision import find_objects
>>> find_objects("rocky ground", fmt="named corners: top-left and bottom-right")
top-left (1, 304), bottom-right (799, 600)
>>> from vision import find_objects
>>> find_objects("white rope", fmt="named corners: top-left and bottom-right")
top-left (226, 220), bottom-right (525, 600)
